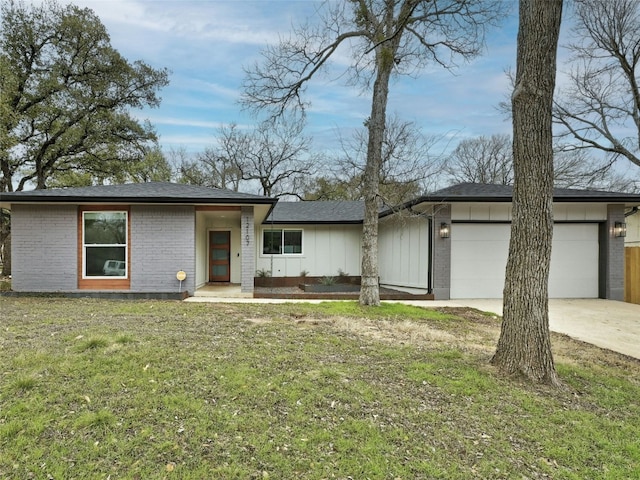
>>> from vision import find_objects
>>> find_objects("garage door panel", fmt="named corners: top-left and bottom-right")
top-left (549, 225), bottom-right (599, 298)
top-left (451, 225), bottom-right (510, 298)
top-left (451, 224), bottom-right (598, 299)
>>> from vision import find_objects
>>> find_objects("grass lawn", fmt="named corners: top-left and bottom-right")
top-left (1, 298), bottom-right (638, 479)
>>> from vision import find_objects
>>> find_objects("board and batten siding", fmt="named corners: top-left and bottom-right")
top-left (11, 204), bottom-right (78, 292)
top-left (451, 202), bottom-right (607, 222)
top-left (255, 224), bottom-right (362, 277)
top-left (378, 215), bottom-right (430, 290)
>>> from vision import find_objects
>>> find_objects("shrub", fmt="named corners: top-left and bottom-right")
top-left (319, 275), bottom-right (337, 286)
top-left (256, 268), bottom-right (271, 277)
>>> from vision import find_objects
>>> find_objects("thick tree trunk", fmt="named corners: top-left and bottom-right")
top-left (359, 58), bottom-right (394, 307)
top-left (491, 0), bottom-right (563, 386)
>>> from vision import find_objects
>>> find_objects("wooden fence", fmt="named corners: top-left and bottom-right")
top-left (625, 247), bottom-right (640, 305)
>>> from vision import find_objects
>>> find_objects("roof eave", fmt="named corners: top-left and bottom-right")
top-left (1, 196), bottom-right (277, 205)
top-left (262, 220), bottom-right (363, 225)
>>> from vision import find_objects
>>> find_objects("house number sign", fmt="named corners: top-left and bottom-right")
top-left (245, 220), bottom-right (250, 246)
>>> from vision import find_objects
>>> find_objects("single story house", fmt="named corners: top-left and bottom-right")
top-left (1, 181), bottom-right (639, 300)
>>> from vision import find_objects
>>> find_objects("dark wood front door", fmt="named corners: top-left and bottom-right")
top-left (209, 231), bottom-right (231, 282)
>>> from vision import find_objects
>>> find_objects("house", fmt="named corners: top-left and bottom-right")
top-left (378, 183), bottom-right (640, 300)
top-left (0, 182), bottom-right (276, 297)
top-left (2, 181), bottom-right (639, 300)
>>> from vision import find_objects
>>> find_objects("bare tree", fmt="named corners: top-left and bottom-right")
top-left (223, 120), bottom-right (318, 198)
top-left (242, 0), bottom-right (507, 305)
top-left (445, 134), bottom-right (513, 184)
top-left (328, 114), bottom-right (443, 204)
top-left (179, 121), bottom-right (318, 198)
top-left (177, 146), bottom-right (242, 191)
top-left (444, 133), bottom-right (634, 190)
top-left (553, 149), bottom-right (639, 191)
top-left (491, 0), bottom-right (563, 386)
top-left (554, 0), bottom-right (640, 169)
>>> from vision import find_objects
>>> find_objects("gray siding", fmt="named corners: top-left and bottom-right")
top-left (433, 205), bottom-right (452, 300)
top-left (130, 205), bottom-right (196, 294)
top-left (11, 204), bottom-right (77, 292)
top-left (600, 204), bottom-right (626, 301)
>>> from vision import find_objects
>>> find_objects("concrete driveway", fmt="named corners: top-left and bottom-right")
top-left (423, 298), bottom-right (640, 360)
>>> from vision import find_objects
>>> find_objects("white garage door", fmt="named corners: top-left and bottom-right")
top-left (450, 223), bottom-right (599, 299)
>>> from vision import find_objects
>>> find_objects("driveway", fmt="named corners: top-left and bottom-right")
top-left (422, 298), bottom-right (640, 360)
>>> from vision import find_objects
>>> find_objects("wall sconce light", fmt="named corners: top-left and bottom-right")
top-left (440, 222), bottom-right (450, 239)
top-left (614, 221), bottom-right (627, 238)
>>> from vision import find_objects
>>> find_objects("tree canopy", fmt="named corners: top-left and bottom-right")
top-left (0, 0), bottom-right (169, 192)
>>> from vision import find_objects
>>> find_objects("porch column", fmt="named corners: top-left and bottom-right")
top-left (240, 206), bottom-right (255, 294)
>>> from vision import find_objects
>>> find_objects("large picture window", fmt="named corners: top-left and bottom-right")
top-left (263, 229), bottom-right (302, 255)
top-left (83, 211), bottom-right (128, 278)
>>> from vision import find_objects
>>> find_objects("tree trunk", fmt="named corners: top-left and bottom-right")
top-left (491, 0), bottom-right (563, 386)
top-left (359, 56), bottom-right (394, 306)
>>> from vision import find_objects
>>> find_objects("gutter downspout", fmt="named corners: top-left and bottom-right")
top-left (625, 206), bottom-right (639, 218)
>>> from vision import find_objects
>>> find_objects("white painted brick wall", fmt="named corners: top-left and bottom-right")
top-left (11, 204), bottom-right (77, 292)
top-left (130, 205), bottom-right (195, 293)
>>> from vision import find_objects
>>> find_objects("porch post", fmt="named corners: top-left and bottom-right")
top-left (240, 206), bottom-right (255, 294)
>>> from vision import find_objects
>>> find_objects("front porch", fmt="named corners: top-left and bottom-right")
top-left (193, 283), bottom-right (251, 298)
top-left (195, 206), bottom-right (259, 294)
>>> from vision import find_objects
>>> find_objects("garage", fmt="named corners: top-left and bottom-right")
top-left (450, 223), bottom-right (600, 299)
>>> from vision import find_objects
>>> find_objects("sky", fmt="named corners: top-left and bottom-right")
top-left (61, 0), bottom-right (527, 159)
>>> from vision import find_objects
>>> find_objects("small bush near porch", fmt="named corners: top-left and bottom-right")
top-left (1, 298), bottom-right (638, 479)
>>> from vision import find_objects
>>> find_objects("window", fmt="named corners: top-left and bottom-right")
top-left (82, 211), bottom-right (128, 278)
top-left (262, 229), bottom-right (302, 255)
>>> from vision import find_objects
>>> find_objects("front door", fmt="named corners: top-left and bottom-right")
top-left (209, 231), bottom-right (231, 282)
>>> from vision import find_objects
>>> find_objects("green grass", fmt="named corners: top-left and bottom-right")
top-left (0, 298), bottom-right (638, 479)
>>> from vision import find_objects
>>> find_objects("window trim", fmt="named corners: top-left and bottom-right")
top-left (261, 228), bottom-right (303, 256)
top-left (78, 206), bottom-right (131, 290)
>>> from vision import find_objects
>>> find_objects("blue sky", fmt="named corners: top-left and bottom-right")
top-left (68, 0), bottom-right (524, 157)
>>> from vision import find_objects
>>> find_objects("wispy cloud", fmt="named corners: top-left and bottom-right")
top-left (61, 1), bottom-right (527, 155)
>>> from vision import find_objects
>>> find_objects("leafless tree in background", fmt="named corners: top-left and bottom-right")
top-left (445, 134), bottom-right (513, 185)
top-left (554, 0), bottom-right (640, 175)
top-left (332, 114), bottom-right (443, 204)
top-left (178, 121), bottom-right (318, 198)
top-left (444, 133), bottom-right (638, 191)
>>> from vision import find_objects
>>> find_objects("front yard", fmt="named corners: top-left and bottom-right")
top-left (1, 298), bottom-right (638, 479)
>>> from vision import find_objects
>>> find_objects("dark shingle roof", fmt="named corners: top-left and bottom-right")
top-left (388, 182), bottom-right (640, 211)
top-left (265, 200), bottom-right (365, 224)
top-left (0, 182), bottom-right (276, 205)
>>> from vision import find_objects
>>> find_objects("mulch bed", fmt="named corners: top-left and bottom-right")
top-left (254, 285), bottom-right (434, 300)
